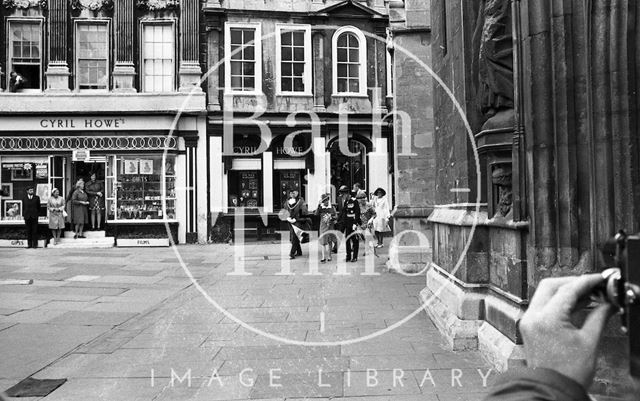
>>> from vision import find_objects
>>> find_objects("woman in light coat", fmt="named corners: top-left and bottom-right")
top-left (47, 188), bottom-right (65, 245)
top-left (370, 188), bottom-right (391, 248)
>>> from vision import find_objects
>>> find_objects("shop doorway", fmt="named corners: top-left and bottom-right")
top-left (70, 160), bottom-right (106, 229)
top-left (329, 137), bottom-right (369, 195)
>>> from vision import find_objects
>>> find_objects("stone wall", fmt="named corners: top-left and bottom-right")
top-left (389, 0), bottom-right (434, 248)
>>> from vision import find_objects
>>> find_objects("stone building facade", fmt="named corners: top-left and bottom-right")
top-left (202, 0), bottom-right (394, 238)
top-left (423, 0), bottom-right (640, 396)
top-left (0, 0), bottom-right (208, 245)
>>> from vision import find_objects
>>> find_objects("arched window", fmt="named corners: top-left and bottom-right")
top-left (332, 27), bottom-right (367, 96)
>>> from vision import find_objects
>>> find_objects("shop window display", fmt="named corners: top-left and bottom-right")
top-left (107, 155), bottom-right (176, 221)
top-left (0, 161), bottom-right (48, 221)
top-left (228, 171), bottom-right (261, 208)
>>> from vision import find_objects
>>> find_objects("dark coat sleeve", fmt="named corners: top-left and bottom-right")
top-left (484, 368), bottom-right (590, 401)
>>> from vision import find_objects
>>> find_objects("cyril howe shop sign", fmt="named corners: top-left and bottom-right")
top-left (0, 116), bottom-right (181, 131)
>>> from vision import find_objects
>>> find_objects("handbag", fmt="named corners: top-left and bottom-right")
top-left (62, 210), bottom-right (68, 218)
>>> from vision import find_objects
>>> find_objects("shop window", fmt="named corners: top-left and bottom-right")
top-left (76, 23), bottom-right (109, 90)
top-left (7, 20), bottom-right (43, 91)
top-left (332, 26), bottom-right (367, 96)
top-left (0, 160), bottom-right (48, 222)
top-left (225, 22), bottom-right (262, 94)
top-left (109, 155), bottom-right (177, 221)
top-left (228, 171), bottom-right (261, 208)
top-left (142, 23), bottom-right (175, 93)
top-left (276, 24), bottom-right (311, 95)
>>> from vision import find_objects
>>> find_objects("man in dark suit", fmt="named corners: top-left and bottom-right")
top-left (22, 186), bottom-right (40, 248)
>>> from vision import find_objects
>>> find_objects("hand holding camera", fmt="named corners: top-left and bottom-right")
top-left (519, 274), bottom-right (614, 388)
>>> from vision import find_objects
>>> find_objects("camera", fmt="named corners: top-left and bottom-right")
top-left (598, 231), bottom-right (640, 378)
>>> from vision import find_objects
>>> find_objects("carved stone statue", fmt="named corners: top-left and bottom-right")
top-left (492, 165), bottom-right (513, 217)
top-left (472, 0), bottom-right (514, 123)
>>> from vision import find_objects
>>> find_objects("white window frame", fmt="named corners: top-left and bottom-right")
top-left (74, 20), bottom-right (110, 92)
top-left (140, 19), bottom-right (177, 93)
top-left (332, 26), bottom-right (367, 97)
top-left (275, 24), bottom-right (312, 96)
top-left (224, 22), bottom-right (262, 95)
top-left (6, 18), bottom-right (44, 92)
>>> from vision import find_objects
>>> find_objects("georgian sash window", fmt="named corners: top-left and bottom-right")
top-left (332, 26), bottom-right (367, 96)
top-left (275, 24), bottom-right (311, 95)
top-left (7, 20), bottom-right (43, 91)
top-left (142, 23), bottom-right (175, 92)
top-left (224, 22), bottom-right (262, 94)
top-left (76, 22), bottom-right (109, 90)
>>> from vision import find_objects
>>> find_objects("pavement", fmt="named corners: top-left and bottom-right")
top-left (0, 236), bottom-right (497, 400)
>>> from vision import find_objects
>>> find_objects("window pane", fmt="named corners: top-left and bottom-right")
top-left (337, 64), bottom-right (347, 78)
top-left (293, 47), bottom-right (304, 62)
top-left (244, 30), bottom-right (254, 44)
top-left (348, 64), bottom-right (359, 78)
top-left (281, 63), bottom-right (293, 76)
top-left (293, 31), bottom-right (304, 46)
top-left (230, 29), bottom-right (242, 45)
top-left (349, 79), bottom-right (359, 92)
top-left (337, 48), bottom-right (347, 62)
top-left (337, 34), bottom-right (347, 47)
top-left (349, 49), bottom-right (359, 62)
top-left (347, 33), bottom-right (358, 47)
top-left (242, 62), bottom-right (255, 75)
top-left (282, 78), bottom-right (292, 92)
top-left (337, 78), bottom-right (347, 92)
top-left (292, 63), bottom-right (304, 77)
top-left (281, 47), bottom-right (292, 61)
top-left (230, 45), bottom-right (242, 60)
top-left (243, 46), bottom-right (255, 61)
top-left (281, 31), bottom-right (292, 46)
top-left (231, 76), bottom-right (242, 89)
top-left (230, 61), bottom-right (243, 75)
top-left (244, 77), bottom-right (255, 90)
top-left (293, 78), bottom-right (304, 92)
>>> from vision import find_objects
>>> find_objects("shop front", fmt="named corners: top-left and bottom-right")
top-left (0, 115), bottom-right (204, 246)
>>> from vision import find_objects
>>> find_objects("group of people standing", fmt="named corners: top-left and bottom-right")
top-left (22, 174), bottom-right (104, 247)
top-left (284, 185), bottom-right (392, 262)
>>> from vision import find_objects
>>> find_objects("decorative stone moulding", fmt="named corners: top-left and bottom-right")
top-left (2, 0), bottom-right (47, 9)
top-left (136, 0), bottom-right (179, 11)
top-left (69, 0), bottom-right (113, 12)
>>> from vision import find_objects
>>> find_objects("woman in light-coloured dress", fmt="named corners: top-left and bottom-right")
top-left (370, 188), bottom-right (391, 248)
top-left (47, 188), bottom-right (65, 245)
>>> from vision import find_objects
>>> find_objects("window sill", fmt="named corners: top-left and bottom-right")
top-left (331, 93), bottom-right (369, 98)
top-left (276, 93), bottom-right (314, 98)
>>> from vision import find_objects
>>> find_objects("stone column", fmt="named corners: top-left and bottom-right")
top-left (179, 0), bottom-right (203, 92)
top-left (113, 0), bottom-right (136, 92)
top-left (45, 0), bottom-right (70, 91)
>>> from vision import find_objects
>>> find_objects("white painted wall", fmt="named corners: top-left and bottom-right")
top-left (263, 152), bottom-right (273, 213)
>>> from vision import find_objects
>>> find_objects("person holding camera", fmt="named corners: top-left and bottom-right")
top-left (484, 273), bottom-right (617, 400)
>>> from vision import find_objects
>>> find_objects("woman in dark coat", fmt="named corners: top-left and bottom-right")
top-left (71, 180), bottom-right (90, 239)
top-left (284, 190), bottom-right (308, 259)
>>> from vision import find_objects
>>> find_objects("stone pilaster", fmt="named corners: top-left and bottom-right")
top-left (179, 0), bottom-right (203, 92)
top-left (113, 0), bottom-right (136, 92)
top-left (206, 24), bottom-right (222, 111)
top-left (312, 32), bottom-right (326, 112)
top-left (45, 0), bottom-right (70, 92)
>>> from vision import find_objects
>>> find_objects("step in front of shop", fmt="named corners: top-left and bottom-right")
top-left (51, 231), bottom-right (114, 248)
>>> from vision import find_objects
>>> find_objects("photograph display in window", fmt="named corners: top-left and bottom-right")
top-left (0, 161), bottom-right (48, 221)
